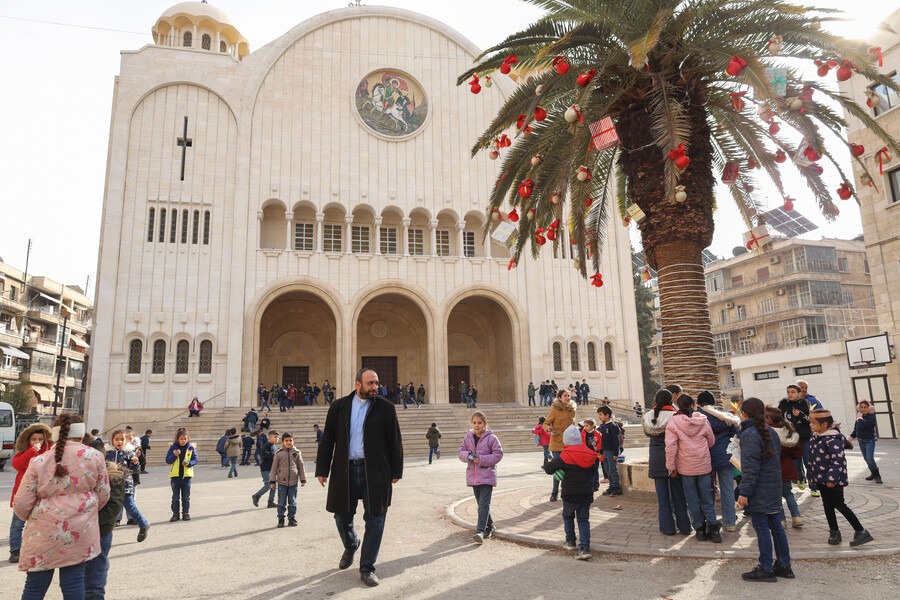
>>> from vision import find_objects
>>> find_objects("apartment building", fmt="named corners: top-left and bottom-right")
top-left (0, 258), bottom-right (92, 414)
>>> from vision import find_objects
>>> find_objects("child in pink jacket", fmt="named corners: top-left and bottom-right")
top-left (665, 394), bottom-right (721, 543)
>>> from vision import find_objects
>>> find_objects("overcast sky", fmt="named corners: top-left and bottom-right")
top-left (0, 0), bottom-right (892, 293)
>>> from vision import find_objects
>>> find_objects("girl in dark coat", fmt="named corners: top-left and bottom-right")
top-left (849, 400), bottom-right (882, 484)
top-left (737, 398), bottom-right (792, 582)
top-left (642, 389), bottom-right (691, 536)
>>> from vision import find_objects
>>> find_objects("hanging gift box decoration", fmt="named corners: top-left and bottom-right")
top-left (626, 203), bottom-right (646, 222)
top-left (590, 272), bottom-right (604, 288)
top-left (518, 179), bottom-right (534, 198)
top-left (730, 92), bottom-right (746, 111)
top-left (553, 55), bottom-right (570, 75)
top-left (744, 224), bottom-right (771, 251)
top-left (499, 55), bottom-right (518, 74)
top-left (468, 74), bottom-right (481, 94)
top-left (576, 165), bottom-right (592, 182)
top-left (793, 140), bottom-right (812, 167)
top-left (768, 35), bottom-right (783, 55)
top-left (564, 104), bottom-right (583, 124)
top-left (722, 161), bottom-right (740, 185)
top-left (869, 46), bottom-right (884, 67)
top-left (589, 117), bottom-right (620, 152)
top-left (726, 56), bottom-right (747, 76)
top-left (837, 183), bottom-right (853, 200)
top-left (491, 220), bottom-right (518, 247)
top-left (534, 106), bottom-right (548, 121)
top-left (576, 69), bottom-right (597, 87)
top-left (764, 67), bottom-right (788, 97)
top-left (668, 143), bottom-right (690, 170)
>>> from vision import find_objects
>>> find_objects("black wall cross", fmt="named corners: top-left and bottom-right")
top-left (176, 116), bottom-right (193, 181)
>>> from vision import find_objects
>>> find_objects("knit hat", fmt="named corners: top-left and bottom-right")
top-left (697, 391), bottom-right (716, 406)
top-left (562, 425), bottom-right (581, 447)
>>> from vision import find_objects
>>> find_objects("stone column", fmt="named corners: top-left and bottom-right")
top-left (429, 219), bottom-right (438, 257)
top-left (344, 215), bottom-right (354, 254)
top-left (285, 211), bottom-right (293, 251)
top-left (374, 217), bottom-right (383, 255)
top-left (315, 213), bottom-right (324, 253)
top-left (456, 221), bottom-right (466, 258)
top-left (401, 218), bottom-right (411, 257)
top-left (256, 210), bottom-right (263, 248)
top-left (192, 25), bottom-right (198, 48)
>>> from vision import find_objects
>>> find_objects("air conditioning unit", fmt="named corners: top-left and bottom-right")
top-left (776, 289), bottom-right (786, 296)
top-left (746, 329), bottom-right (756, 337)
top-left (769, 256), bottom-right (781, 264)
top-left (23, 335), bottom-right (31, 342)
top-left (725, 302), bottom-right (734, 309)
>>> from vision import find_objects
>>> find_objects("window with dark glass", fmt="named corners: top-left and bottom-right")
top-left (869, 72), bottom-right (899, 117)
top-left (754, 370), bottom-right (779, 381)
top-left (201, 34), bottom-right (211, 50)
top-left (170, 209), bottom-right (177, 243)
top-left (175, 340), bottom-right (190, 374)
top-left (199, 340), bottom-right (212, 374)
top-left (128, 339), bottom-right (142, 374)
top-left (183, 32), bottom-right (192, 47)
top-left (192, 210), bottom-right (200, 244)
top-left (552, 342), bottom-right (562, 372)
top-left (219, 40), bottom-right (227, 52)
top-left (203, 210), bottom-right (211, 245)
top-left (604, 342), bottom-right (614, 371)
top-left (889, 167), bottom-right (900, 204)
top-left (158, 209), bottom-right (167, 242)
top-left (181, 209), bottom-right (189, 243)
top-left (587, 342), bottom-right (598, 371)
top-left (152, 340), bottom-right (166, 374)
top-left (147, 208), bottom-right (155, 242)
top-left (570, 342), bottom-right (580, 371)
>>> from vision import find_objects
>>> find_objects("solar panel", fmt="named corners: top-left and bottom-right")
top-left (701, 249), bottom-right (718, 265)
top-left (760, 206), bottom-right (818, 238)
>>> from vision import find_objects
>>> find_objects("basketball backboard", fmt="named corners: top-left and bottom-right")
top-left (845, 333), bottom-right (892, 369)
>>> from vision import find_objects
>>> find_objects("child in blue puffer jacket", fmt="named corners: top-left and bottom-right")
top-left (808, 409), bottom-right (874, 547)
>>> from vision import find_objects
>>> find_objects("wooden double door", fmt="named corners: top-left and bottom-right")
top-left (448, 366), bottom-right (470, 404)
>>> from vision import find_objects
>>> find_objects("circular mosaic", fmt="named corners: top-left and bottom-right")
top-left (370, 320), bottom-right (388, 339)
top-left (354, 70), bottom-right (428, 138)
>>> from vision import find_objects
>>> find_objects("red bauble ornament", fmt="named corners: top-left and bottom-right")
top-left (534, 106), bottom-right (548, 121)
top-left (783, 198), bottom-right (794, 212)
top-left (769, 122), bottom-right (780, 135)
top-left (499, 55), bottom-right (518, 75)
top-left (546, 229), bottom-right (556, 241)
top-left (675, 155), bottom-right (690, 170)
top-left (590, 272), bottom-right (604, 288)
top-left (851, 143), bottom-right (865, 157)
top-left (508, 208), bottom-right (519, 222)
top-left (803, 147), bottom-right (821, 162)
top-left (774, 150), bottom-right (787, 163)
top-left (837, 183), bottom-right (852, 200)
top-left (726, 56), bottom-right (747, 77)
top-left (812, 164), bottom-right (824, 175)
top-left (468, 74), bottom-right (481, 94)
top-left (836, 60), bottom-right (854, 82)
top-left (730, 92), bottom-right (746, 111)
top-left (748, 157), bottom-right (757, 170)
top-left (516, 114), bottom-right (527, 130)
top-left (553, 56), bottom-right (570, 75)
top-left (817, 64), bottom-right (829, 77)
top-left (576, 69), bottom-right (597, 87)
top-left (518, 179), bottom-right (534, 198)
top-left (584, 197), bottom-right (593, 208)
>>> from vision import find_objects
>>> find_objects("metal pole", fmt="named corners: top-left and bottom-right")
top-left (54, 308), bottom-right (69, 417)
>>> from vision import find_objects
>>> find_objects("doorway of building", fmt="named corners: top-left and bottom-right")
top-left (852, 375), bottom-right (896, 438)
top-left (361, 356), bottom-right (398, 394)
top-left (282, 366), bottom-right (309, 389)
top-left (448, 366), bottom-right (470, 403)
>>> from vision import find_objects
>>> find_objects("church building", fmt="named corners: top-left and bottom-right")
top-left (86, 2), bottom-right (642, 428)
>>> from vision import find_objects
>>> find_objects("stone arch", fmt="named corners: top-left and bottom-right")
top-left (408, 207), bottom-right (431, 255)
top-left (291, 201), bottom-right (317, 252)
top-left (259, 200), bottom-right (287, 250)
top-left (352, 205), bottom-right (376, 254)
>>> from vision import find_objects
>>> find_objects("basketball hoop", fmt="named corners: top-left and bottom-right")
top-left (853, 361), bottom-right (872, 373)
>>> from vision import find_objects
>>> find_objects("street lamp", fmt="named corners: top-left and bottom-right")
top-left (53, 306), bottom-right (70, 416)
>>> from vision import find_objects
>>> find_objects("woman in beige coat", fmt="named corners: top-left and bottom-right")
top-left (543, 389), bottom-right (577, 501)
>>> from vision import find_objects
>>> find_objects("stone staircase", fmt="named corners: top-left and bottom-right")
top-left (123, 402), bottom-right (648, 467)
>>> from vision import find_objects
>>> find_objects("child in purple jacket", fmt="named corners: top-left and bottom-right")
top-left (459, 411), bottom-right (504, 545)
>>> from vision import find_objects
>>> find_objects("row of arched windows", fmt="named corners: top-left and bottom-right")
top-left (183, 32), bottom-right (227, 53)
top-left (148, 208), bottom-right (210, 245)
top-left (552, 341), bottom-right (614, 373)
top-left (128, 339), bottom-right (212, 375)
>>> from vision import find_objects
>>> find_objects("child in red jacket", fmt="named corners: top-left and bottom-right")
top-left (8, 423), bottom-right (53, 563)
top-left (542, 425), bottom-right (596, 560)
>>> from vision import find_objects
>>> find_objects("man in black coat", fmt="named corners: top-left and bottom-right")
top-left (316, 367), bottom-right (403, 587)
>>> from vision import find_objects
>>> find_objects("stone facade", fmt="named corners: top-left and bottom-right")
top-left (839, 9), bottom-right (900, 438)
top-left (86, 5), bottom-right (643, 430)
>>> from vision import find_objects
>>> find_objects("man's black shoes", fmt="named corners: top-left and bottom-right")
top-left (339, 544), bottom-right (359, 570)
top-left (360, 572), bottom-right (379, 587)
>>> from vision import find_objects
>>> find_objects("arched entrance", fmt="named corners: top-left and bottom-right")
top-left (258, 291), bottom-right (337, 393)
top-left (447, 296), bottom-right (515, 403)
top-left (356, 293), bottom-right (429, 401)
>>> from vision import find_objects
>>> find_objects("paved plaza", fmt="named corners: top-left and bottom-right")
top-left (1, 442), bottom-right (898, 599)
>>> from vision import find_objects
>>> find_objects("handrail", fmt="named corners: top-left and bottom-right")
top-left (100, 390), bottom-right (228, 438)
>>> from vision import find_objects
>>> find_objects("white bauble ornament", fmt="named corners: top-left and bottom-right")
top-left (861, 173), bottom-right (872, 186)
top-left (549, 192), bottom-right (561, 205)
top-left (674, 185), bottom-right (687, 203)
top-left (489, 150), bottom-right (500, 160)
top-left (535, 84), bottom-right (546, 95)
top-left (491, 210), bottom-right (501, 221)
top-left (789, 97), bottom-right (803, 111)
top-left (576, 167), bottom-right (589, 182)
top-left (564, 104), bottom-right (580, 123)
top-left (531, 155), bottom-right (543, 167)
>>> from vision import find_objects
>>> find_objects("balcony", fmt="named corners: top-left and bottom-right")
top-left (23, 335), bottom-right (59, 355)
top-left (20, 371), bottom-right (55, 385)
top-left (0, 329), bottom-right (23, 346)
top-left (26, 305), bottom-right (60, 324)
top-left (0, 290), bottom-right (27, 314)
top-left (712, 302), bottom-right (878, 337)
top-left (713, 269), bottom-right (845, 304)
top-left (0, 365), bottom-right (23, 379)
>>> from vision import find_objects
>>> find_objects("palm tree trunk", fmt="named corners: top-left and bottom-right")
top-left (653, 239), bottom-right (720, 397)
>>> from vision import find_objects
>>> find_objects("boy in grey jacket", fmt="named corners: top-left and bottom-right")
top-left (270, 432), bottom-right (307, 527)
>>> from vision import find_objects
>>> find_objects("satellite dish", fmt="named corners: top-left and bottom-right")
top-left (732, 246), bottom-right (749, 256)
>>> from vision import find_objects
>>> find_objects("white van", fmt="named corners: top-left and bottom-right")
top-left (0, 401), bottom-right (14, 471)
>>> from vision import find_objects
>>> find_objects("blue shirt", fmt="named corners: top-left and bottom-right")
top-left (348, 393), bottom-right (371, 460)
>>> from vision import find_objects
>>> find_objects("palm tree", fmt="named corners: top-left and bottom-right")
top-left (458, 0), bottom-right (900, 396)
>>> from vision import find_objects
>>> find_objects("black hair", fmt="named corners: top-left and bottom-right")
top-left (697, 391), bottom-right (716, 406)
top-left (742, 398), bottom-right (775, 458)
top-left (173, 428), bottom-right (189, 443)
top-left (355, 367), bottom-right (377, 383)
top-left (537, 416), bottom-right (545, 424)
top-left (665, 384), bottom-right (683, 396)
top-left (676, 394), bottom-right (694, 415)
top-left (53, 413), bottom-right (83, 478)
top-left (652, 389), bottom-right (674, 425)
top-left (597, 406), bottom-right (612, 417)
top-left (764, 405), bottom-right (796, 436)
top-left (786, 384), bottom-right (801, 393)
top-left (810, 408), bottom-right (833, 427)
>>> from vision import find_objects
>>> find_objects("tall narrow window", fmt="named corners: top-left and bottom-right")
top-left (152, 340), bottom-right (166, 374)
top-left (175, 340), bottom-right (190, 374)
top-left (552, 342), bottom-right (563, 372)
top-left (408, 229), bottom-right (424, 255)
top-left (294, 223), bottom-right (314, 251)
top-left (183, 32), bottom-right (192, 47)
top-left (436, 230), bottom-right (450, 256)
top-left (198, 340), bottom-right (212, 374)
top-left (570, 342), bottom-right (580, 371)
top-left (604, 342), bottom-right (614, 371)
top-left (158, 209), bottom-right (167, 242)
top-left (323, 224), bottom-right (342, 253)
top-left (128, 340), bottom-right (142, 374)
top-left (219, 40), bottom-right (227, 52)
top-left (380, 227), bottom-right (398, 254)
top-left (203, 210), bottom-right (211, 245)
top-left (463, 231), bottom-right (476, 258)
top-left (192, 210), bottom-right (200, 244)
top-left (587, 342), bottom-right (598, 371)
top-left (169, 209), bottom-right (177, 243)
top-left (181, 209), bottom-right (189, 243)
top-left (201, 34), bottom-right (211, 50)
top-left (352, 226), bottom-right (371, 253)
top-left (147, 208), bottom-right (155, 242)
